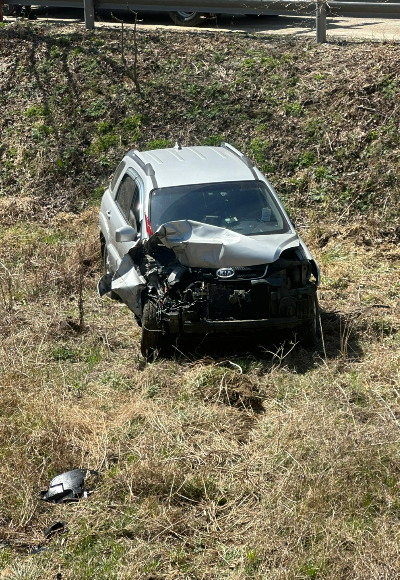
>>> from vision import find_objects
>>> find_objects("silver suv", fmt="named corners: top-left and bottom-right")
top-left (98, 143), bottom-right (320, 356)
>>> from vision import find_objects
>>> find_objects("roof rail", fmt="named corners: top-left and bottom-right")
top-left (127, 149), bottom-right (157, 188)
top-left (220, 142), bottom-right (258, 179)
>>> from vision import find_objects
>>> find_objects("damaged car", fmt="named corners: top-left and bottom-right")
top-left (98, 142), bottom-right (320, 356)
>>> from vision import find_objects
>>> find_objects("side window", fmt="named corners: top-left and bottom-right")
top-left (111, 161), bottom-right (126, 193)
top-left (116, 174), bottom-right (135, 221)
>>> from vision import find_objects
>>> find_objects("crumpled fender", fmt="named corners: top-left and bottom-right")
top-left (112, 254), bottom-right (146, 315)
top-left (298, 236), bottom-right (321, 286)
top-left (151, 220), bottom-right (300, 268)
top-left (98, 253), bottom-right (146, 316)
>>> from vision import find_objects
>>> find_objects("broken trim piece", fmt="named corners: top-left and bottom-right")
top-left (44, 521), bottom-right (68, 539)
top-left (41, 469), bottom-right (98, 504)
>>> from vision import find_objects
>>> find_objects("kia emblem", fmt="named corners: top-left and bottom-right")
top-left (216, 268), bottom-right (235, 279)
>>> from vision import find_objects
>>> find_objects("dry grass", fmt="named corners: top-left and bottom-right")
top-left (1, 22), bottom-right (400, 580)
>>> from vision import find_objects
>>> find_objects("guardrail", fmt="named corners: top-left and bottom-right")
top-left (1, 0), bottom-right (400, 42)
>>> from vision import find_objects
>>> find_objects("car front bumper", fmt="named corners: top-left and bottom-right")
top-left (173, 316), bottom-right (300, 334)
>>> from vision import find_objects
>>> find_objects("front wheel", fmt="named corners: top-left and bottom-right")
top-left (297, 293), bottom-right (319, 348)
top-left (141, 299), bottom-right (164, 358)
top-left (168, 11), bottom-right (204, 26)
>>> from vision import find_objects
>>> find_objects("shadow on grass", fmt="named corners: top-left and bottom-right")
top-left (166, 308), bottom-right (364, 374)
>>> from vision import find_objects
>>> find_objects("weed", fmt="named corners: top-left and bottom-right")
top-left (381, 75), bottom-right (399, 99)
top-left (284, 101), bottom-right (303, 116)
top-left (146, 138), bottom-right (174, 149)
top-left (248, 138), bottom-right (274, 172)
top-left (314, 166), bottom-right (335, 181)
top-left (90, 133), bottom-right (119, 154)
top-left (25, 104), bottom-right (50, 117)
top-left (51, 344), bottom-right (79, 362)
top-left (300, 559), bottom-right (325, 579)
top-left (371, 318), bottom-right (395, 338)
top-left (245, 548), bottom-right (260, 575)
top-left (44, 231), bottom-right (66, 244)
top-left (121, 114), bottom-right (144, 130)
top-left (50, 45), bottom-right (61, 59)
top-left (145, 382), bottom-right (160, 398)
top-left (298, 150), bottom-right (317, 168)
top-left (85, 99), bottom-right (108, 117)
top-left (32, 123), bottom-right (53, 139)
top-left (201, 134), bottom-right (225, 146)
top-left (97, 121), bottom-right (113, 135)
top-left (319, 246), bottom-right (349, 265)
top-left (89, 186), bottom-right (105, 205)
top-left (143, 557), bottom-right (161, 573)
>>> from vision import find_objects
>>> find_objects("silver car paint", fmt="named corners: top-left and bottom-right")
top-left (137, 146), bottom-right (255, 189)
top-left (110, 253), bottom-right (146, 316)
top-left (153, 220), bottom-right (300, 268)
top-left (99, 144), bottom-right (320, 316)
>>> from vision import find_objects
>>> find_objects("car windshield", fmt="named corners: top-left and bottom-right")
top-left (150, 181), bottom-right (290, 235)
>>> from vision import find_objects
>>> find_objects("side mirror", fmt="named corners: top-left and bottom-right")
top-left (115, 225), bottom-right (138, 243)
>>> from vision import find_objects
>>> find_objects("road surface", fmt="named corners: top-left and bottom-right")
top-left (4, 7), bottom-right (400, 40)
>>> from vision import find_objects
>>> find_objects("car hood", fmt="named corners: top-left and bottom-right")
top-left (152, 220), bottom-right (300, 268)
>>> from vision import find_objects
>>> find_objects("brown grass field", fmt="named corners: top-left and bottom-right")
top-left (1, 21), bottom-right (400, 580)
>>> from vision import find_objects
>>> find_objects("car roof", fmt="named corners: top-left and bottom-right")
top-left (131, 145), bottom-right (256, 189)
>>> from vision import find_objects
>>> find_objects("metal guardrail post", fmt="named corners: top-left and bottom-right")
top-left (316, 1), bottom-right (327, 42)
top-left (84, 0), bottom-right (95, 28)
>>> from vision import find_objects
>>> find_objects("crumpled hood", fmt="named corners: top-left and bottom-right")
top-left (153, 220), bottom-right (300, 268)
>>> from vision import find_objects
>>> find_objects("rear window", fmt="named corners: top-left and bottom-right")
top-left (150, 180), bottom-right (289, 236)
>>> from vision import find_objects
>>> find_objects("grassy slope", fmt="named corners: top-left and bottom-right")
top-left (1, 22), bottom-right (400, 580)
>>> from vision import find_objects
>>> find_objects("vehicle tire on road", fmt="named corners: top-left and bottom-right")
top-left (168, 11), bottom-right (204, 26)
top-left (103, 245), bottom-right (119, 300)
top-left (297, 293), bottom-right (318, 348)
top-left (141, 299), bottom-right (164, 358)
top-left (2, 4), bottom-right (17, 15)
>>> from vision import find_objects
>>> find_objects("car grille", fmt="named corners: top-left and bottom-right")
top-left (196, 264), bottom-right (268, 280)
top-left (233, 264), bottom-right (268, 279)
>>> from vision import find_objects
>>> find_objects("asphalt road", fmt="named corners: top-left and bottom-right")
top-left (4, 6), bottom-right (400, 40)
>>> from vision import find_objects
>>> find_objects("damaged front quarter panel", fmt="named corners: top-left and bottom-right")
top-left (110, 253), bottom-right (147, 317)
top-left (98, 248), bottom-right (147, 317)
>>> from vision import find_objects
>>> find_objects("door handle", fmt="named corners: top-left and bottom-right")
top-left (106, 210), bottom-right (111, 219)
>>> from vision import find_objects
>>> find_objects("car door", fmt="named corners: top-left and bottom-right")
top-left (108, 170), bottom-right (143, 269)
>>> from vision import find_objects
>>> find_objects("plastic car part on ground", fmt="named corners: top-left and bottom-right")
top-left (41, 469), bottom-right (98, 504)
top-left (29, 523), bottom-right (67, 555)
top-left (43, 521), bottom-right (68, 538)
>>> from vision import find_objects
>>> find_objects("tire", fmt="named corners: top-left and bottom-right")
top-left (140, 299), bottom-right (164, 358)
top-left (2, 4), bottom-right (17, 15)
top-left (297, 293), bottom-right (318, 348)
top-left (103, 245), bottom-right (119, 300)
top-left (168, 11), bottom-right (204, 26)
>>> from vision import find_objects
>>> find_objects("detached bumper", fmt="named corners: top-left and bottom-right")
top-left (181, 317), bottom-right (299, 334)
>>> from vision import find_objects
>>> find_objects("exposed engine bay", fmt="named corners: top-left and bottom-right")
top-left (140, 243), bottom-right (316, 332)
top-left (98, 221), bottom-right (319, 354)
